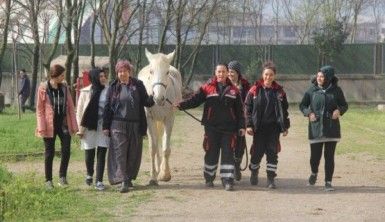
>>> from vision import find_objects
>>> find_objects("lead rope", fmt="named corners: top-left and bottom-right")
top-left (165, 98), bottom-right (249, 171)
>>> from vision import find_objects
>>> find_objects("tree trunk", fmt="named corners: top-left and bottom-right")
top-left (0, 0), bottom-right (11, 88)
top-left (136, 0), bottom-right (147, 71)
top-left (158, 0), bottom-right (173, 52)
top-left (90, 13), bottom-right (98, 69)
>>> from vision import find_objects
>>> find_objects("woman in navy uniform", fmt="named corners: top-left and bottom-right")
top-left (176, 63), bottom-right (245, 191)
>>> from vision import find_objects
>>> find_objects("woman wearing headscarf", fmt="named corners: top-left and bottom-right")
top-left (77, 68), bottom-right (110, 190)
top-left (299, 65), bottom-right (348, 191)
top-left (103, 60), bottom-right (155, 193)
top-left (227, 60), bottom-right (250, 181)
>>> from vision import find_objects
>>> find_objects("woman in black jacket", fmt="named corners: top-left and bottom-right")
top-left (228, 60), bottom-right (250, 181)
top-left (102, 60), bottom-right (155, 193)
top-left (245, 61), bottom-right (290, 189)
top-left (176, 63), bottom-right (245, 191)
top-left (299, 65), bottom-right (348, 191)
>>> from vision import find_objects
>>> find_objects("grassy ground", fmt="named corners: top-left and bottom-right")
top-left (338, 105), bottom-right (385, 159)
top-left (0, 105), bottom-right (384, 220)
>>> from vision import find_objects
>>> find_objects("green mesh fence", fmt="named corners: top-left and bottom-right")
top-left (0, 43), bottom-right (382, 76)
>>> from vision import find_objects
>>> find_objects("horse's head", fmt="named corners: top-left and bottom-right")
top-left (145, 48), bottom-right (175, 106)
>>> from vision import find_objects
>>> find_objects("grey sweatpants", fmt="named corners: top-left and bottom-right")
top-left (108, 120), bottom-right (143, 185)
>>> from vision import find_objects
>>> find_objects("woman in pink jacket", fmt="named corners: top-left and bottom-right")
top-left (36, 64), bottom-right (78, 189)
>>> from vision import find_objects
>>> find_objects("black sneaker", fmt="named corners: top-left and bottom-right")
top-left (250, 170), bottom-right (258, 185)
top-left (85, 175), bottom-right (93, 186)
top-left (267, 178), bottom-right (276, 189)
top-left (205, 181), bottom-right (214, 188)
top-left (234, 162), bottom-right (242, 181)
top-left (127, 180), bottom-right (134, 190)
top-left (120, 181), bottom-right (129, 193)
top-left (308, 174), bottom-right (317, 186)
top-left (325, 182), bottom-right (335, 191)
top-left (58, 177), bottom-right (68, 187)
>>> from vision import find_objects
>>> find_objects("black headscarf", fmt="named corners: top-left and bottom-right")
top-left (81, 68), bottom-right (105, 130)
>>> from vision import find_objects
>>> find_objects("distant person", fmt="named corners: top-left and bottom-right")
top-left (35, 64), bottom-right (78, 189)
top-left (244, 61), bottom-right (290, 189)
top-left (227, 61), bottom-right (250, 181)
top-left (299, 65), bottom-right (348, 191)
top-left (175, 63), bottom-right (245, 191)
top-left (76, 68), bottom-right (110, 191)
top-left (18, 69), bottom-right (30, 113)
top-left (102, 60), bottom-right (154, 193)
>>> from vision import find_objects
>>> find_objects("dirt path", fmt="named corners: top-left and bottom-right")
top-left (130, 109), bottom-right (385, 222)
top-left (4, 110), bottom-right (385, 221)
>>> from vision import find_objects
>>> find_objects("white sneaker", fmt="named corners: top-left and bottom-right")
top-left (95, 181), bottom-right (105, 191)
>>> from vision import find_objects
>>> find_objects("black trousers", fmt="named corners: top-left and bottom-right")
top-left (249, 124), bottom-right (280, 179)
top-left (85, 147), bottom-right (107, 182)
top-left (43, 125), bottom-right (71, 182)
top-left (203, 128), bottom-right (237, 183)
top-left (19, 95), bottom-right (28, 113)
top-left (234, 135), bottom-right (247, 163)
top-left (310, 141), bottom-right (337, 182)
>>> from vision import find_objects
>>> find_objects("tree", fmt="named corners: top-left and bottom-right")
top-left (13, 0), bottom-right (45, 108)
top-left (42, 0), bottom-right (64, 75)
top-left (281, 0), bottom-right (324, 44)
top-left (98, 0), bottom-right (141, 79)
top-left (312, 18), bottom-right (349, 66)
top-left (0, 0), bottom-right (12, 88)
top-left (72, 0), bottom-right (86, 90)
top-left (349, 0), bottom-right (368, 43)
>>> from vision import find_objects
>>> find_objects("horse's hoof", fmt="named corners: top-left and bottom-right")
top-left (158, 174), bottom-right (171, 182)
top-left (148, 180), bottom-right (158, 186)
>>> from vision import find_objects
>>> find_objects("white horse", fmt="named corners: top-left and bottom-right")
top-left (138, 49), bottom-right (182, 185)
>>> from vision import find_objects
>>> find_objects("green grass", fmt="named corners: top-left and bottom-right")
top-left (337, 105), bottom-right (385, 159)
top-left (0, 164), bottom-right (154, 221)
top-left (0, 107), bottom-right (83, 160)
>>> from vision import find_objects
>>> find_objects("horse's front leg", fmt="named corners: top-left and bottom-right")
top-left (158, 114), bottom-right (175, 182)
top-left (147, 119), bottom-right (159, 186)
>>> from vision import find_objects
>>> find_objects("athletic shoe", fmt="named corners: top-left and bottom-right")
top-left (58, 177), bottom-right (68, 187)
top-left (308, 173), bottom-right (317, 186)
top-left (127, 180), bottom-right (134, 190)
top-left (95, 181), bottom-right (105, 191)
top-left (224, 183), bottom-right (234, 191)
top-left (325, 182), bottom-right (335, 191)
top-left (120, 181), bottom-right (129, 193)
top-left (205, 181), bottom-right (214, 188)
top-left (250, 170), bottom-right (259, 185)
top-left (267, 178), bottom-right (276, 189)
top-left (45, 180), bottom-right (54, 189)
top-left (85, 175), bottom-right (93, 186)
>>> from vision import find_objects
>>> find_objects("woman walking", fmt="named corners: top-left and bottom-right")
top-left (299, 65), bottom-right (348, 191)
top-left (103, 60), bottom-right (154, 193)
top-left (244, 61), bottom-right (290, 189)
top-left (36, 64), bottom-right (78, 189)
top-left (77, 68), bottom-right (110, 190)
top-left (176, 63), bottom-right (245, 191)
top-left (227, 60), bottom-right (250, 181)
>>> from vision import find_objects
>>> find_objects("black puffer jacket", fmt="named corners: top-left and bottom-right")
top-left (299, 76), bottom-right (348, 140)
top-left (245, 80), bottom-right (290, 132)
